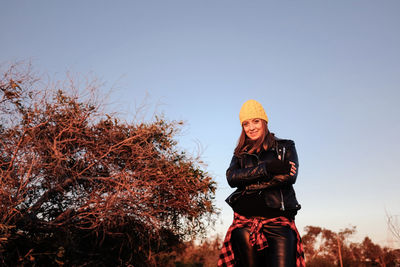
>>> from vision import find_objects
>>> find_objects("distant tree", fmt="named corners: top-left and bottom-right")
top-left (0, 63), bottom-right (217, 266)
top-left (302, 225), bottom-right (356, 266)
top-left (302, 225), bottom-right (322, 262)
top-left (382, 248), bottom-right (400, 267)
top-left (348, 242), bottom-right (363, 263)
top-left (173, 236), bottom-right (222, 267)
top-left (361, 237), bottom-right (393, 267)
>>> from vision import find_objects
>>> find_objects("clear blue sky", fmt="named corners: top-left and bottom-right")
top-left (2, 0), bottom-right (400, 247)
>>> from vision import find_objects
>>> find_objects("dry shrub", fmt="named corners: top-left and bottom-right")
top-left (0, 63), bottom-right (217, 266)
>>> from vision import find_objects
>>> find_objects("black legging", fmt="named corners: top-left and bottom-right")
top-left (231, 224), bottom-right (296, 267)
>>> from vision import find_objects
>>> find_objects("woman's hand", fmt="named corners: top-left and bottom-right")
top-left (289, 161), bottom-right (297, 176)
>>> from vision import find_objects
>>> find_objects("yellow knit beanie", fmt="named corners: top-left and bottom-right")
top-left (239, 99), bottom-right (268, 125)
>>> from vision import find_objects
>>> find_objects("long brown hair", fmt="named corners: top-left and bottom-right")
top-left (234, 120), bottom-right (276, 156)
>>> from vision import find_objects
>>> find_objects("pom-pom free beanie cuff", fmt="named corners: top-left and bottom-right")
top-left (239, 99), bottom-right (268, 125)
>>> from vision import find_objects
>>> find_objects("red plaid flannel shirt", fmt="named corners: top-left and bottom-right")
top-left (218, 212), bottom-right (305, 267)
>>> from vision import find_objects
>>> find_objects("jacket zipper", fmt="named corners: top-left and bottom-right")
top-left (280, 190), bottom-right (285, 211)
top-left (279, 146), bottom-right (286, 211)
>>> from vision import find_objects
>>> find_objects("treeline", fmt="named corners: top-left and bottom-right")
top-left (302, 225), bottom-right (399, 267)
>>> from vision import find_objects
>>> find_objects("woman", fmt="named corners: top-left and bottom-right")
top-left (218, 100), bottom-right (305, 267)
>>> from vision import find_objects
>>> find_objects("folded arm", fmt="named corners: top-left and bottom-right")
top-left (262, 140), bottom-right (299, 187)
top-left (226, 140), bottom-right (299, 189)
top-left (226, 156), bottom-right (269, 188)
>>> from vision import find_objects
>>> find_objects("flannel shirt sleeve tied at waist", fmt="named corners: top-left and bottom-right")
top-left (217, 212), bottom-right (305, 267)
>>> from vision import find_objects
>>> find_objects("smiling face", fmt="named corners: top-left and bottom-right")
top-left (242, 118), bottom-right (265, 141)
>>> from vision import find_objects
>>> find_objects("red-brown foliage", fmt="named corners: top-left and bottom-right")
top-left (0, 63), bottom-right (217, 266)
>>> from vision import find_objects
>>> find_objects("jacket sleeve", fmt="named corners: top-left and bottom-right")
top-left (266, 140), bottom-right (299, 187)
top-left (226, 155), bottom-right (270, 188)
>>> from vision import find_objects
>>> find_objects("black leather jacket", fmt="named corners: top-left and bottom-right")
top-left (226, 139), bottom-right (301, 214)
